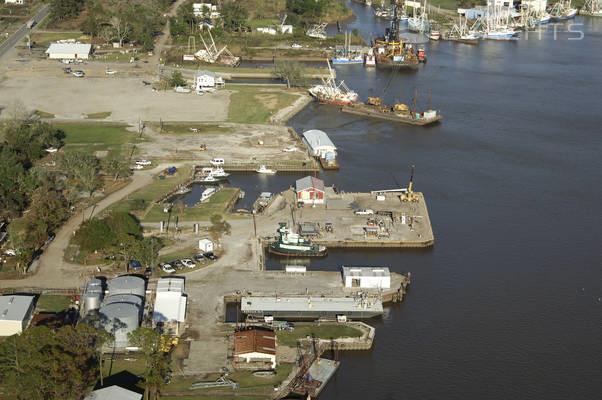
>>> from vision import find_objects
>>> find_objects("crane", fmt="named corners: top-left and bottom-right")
top-left (399, 165), bottom-right (419, 202)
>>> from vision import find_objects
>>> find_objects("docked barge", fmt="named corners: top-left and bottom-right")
top-left (341, 97), bottom-right (442, 126)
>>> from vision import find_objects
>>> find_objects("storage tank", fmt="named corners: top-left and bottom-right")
top-left (108, 275), bottom-right (145, 298)
top-left (99, 302), bottom-right (140, 347)
top-left (103, 294), bottom-right (143, 318)
top-left (83, 278), bottom-right (104, 314)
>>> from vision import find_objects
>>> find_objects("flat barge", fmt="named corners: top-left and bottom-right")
top-left (341, 102), bottom-right (442, 126)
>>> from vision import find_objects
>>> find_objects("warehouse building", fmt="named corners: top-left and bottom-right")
top-left (295, 176), bottom-right (325, 204)
top-left (302, 129), bottom-right (337, 159)
top-left (234, 328), bottom-right (276, 370)
top-left (85, 385), bottom-right (142, 400)
top-left (153, 277), bottom-right (187, 335)
top-left (99, 276), bottom-right (145, 347)
top-left (342, 266), bottom-right (391, 289)
top-left (45, 42), bottom-right (92, 60)
top-left (0, 295), bottom-right (35, 336)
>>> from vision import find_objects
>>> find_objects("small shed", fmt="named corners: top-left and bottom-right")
top-left (342, 266), bottom-right (391, 289)
top-left (0, 295), bottom-right (35, 336)
top-left (302, 129), bottom-right (337, 158)
top-left (296, 176), bottom-right (325, 204)
top-left (194, 70), bottom-right (216, 92)
top-left (84, 385), bottom-right (142, 400)
top-left (198, 238), bottom-right (214, 252)
top-left (234, 328), bottom-right (276, 369)
top-left (45, 43), bottom-right (92, 60)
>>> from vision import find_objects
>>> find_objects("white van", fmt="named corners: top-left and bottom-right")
top-left (210, 158), bottom-right (224, 166)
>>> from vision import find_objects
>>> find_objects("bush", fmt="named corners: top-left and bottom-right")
top-left (168, 71), bottom-right (187, 88)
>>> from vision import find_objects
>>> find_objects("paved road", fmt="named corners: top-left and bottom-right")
top-left (0, 4), bottom-right (51, 61)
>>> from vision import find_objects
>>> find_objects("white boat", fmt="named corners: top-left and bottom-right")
top-left (206, 167), bottom-right (230, 178)
top-left (364, 48), bottom-right (376, 66)
top-left (308, 60), bottom-right (359, 105)
top-left (201, 187), bottom-right (217, 202)
top-left (408, 0), bottom-right (430, 33)
top-left (429, 30), bottom-right (440, 40)
top-left (256, 165), bottom-right (277, 174)
top-left (550, 0), bottom-right (577, 20)
top-left (197, 175), bottom-right (220, 184)
top-left (174, 86), bottom-right (191, 93)
top-left (581, 0), bottom-right (602, 16)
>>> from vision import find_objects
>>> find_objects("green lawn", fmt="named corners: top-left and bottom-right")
top-left (102, 356), bottom-right (147, 378)
top-left (276, 325), bottom-right (363, 347)
top-left (57, 123), bottom-right (148, 159)
top-left (143, 188), bottom-right (238, 223)
top-left (36, 295), bottom-right (71, 313)
top-left (227, 85), bottom-right (299, 124)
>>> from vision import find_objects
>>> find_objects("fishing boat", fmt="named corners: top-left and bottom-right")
top-left (550, 0), bottom-right (577, 20)
top-left (340, 95), bottom-right (442, 126)
top-left (443, 16), bottom-right (480, 44)
top-left (374, 7), bottom-right (391, 18)
top-left (256, 165), bottom-right (277, 174)
top-left (201, 187), bottom-right (217, 202)
top-left (331, 32), bottom-right (364, 65)
top-left (533, 13), bottom-right (551, 24)
top-left (483, 28), bottom-right (519, 40)
top-left (308, 60), bottom-right (359, 105)
top-left (364, 48), bottom-right (376, 66)
top-left (268, 225), bottom-right (327, 257)
top-left (201, 167), bottom-right (230, 178)
top-left (581, 0), bottom-right (602, 16)
top-left (408, 0), bottom-right (430, 33)
top-left (471, 7), bottom-right (519, 40)
top-left (429, 30), bottom-right (440, 40)
top-left (197, 175), bottom-right (221, 184)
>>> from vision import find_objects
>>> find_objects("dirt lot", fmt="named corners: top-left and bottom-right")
top-left (139, 123), bottom-right (310, 163)
top-left (0, 73), bottom-right (230, 123)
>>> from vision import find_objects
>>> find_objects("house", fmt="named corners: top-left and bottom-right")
top-left (342, 266), bottom-right (391, 289)
top-left (0, 295), bottom-right (35, 336)
top-left (192, 3), bottom-right (220, 19)
top-left (45, 42), bottom-right (92, 60)
top-left (84, 385), bottom-right (142, 400)
top-left (295, 176), bottom-right (325, 204)
top-left (234, 328), bottom-right (276, 369)
top-left (153, 278), bottom-right (186, 334)
top-left (194, 70), bottom-right (218, 92)
top-left (198, 238), bottom-right (214, 252)
top-left (302, 129), bottom-right (337, 159)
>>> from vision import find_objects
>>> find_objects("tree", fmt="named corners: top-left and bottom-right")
top-left (0, 148), bottom-right (28, 219)
top-left (168, 71), bottom-right (187, 88)
top-left (132, 236), bottom-right (163, 267)
top-left (59, 151), bottom-right (101, 197)
top-left (74, 218), bottom-right (113, 252)
top-left (101, 156), bottom-right (131, 181)
top-left (128, 328), bottom-right (171, 400)
top-left (221, 0), bottom-right (248, 31)
top-left (286, 0), bottom-right (325, 19)
top-left (273, 61), bottom-right (305, 88)
top-left (50, 0), bottom-right (85, 21)
top-left (106, 211), bottom-right (141, 239)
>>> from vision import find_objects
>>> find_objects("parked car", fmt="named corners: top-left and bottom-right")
top-left (144, 266), bottom-right (153, 277)
top-left (355, 209), bottom-right (374, 215)
top-left (203, 252), bottom-right (218, 261)
top-left (210, 158), bottom-right (224, 166)
top-left (63, 67), bottom-right (72, 73)
top-left (170, 259), bottom-right (184, 269)
top-left (136, 159), bottom-right (152, 166)
top-left (193, 253), bottom-right (207, 263)
top-left (181, 259), bottom-right (196, 269)
top-left (105, 69), bottom-right (118, 75)
top-left (72, 70), bottom-right (85, 77)
top-left (160, 263), bottom-right (176, 274)
top-left (282, 146), bottom-right (297, 152)
top-left (291, 43), bottom-right (302, 49)
top-left (130, 164), bottom-right (144, 170)
top-left (128, 260), bottom-right (143, 271)
top-left (4, 249), bottom-right (19, 256)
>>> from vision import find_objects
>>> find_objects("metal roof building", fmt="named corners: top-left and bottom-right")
top-left (85, 385), bottom-right (142, 400)
top-left (153, 277), bottom-right (187, 323)
top-left (45, 43), bottom-right (92, 60)
top-left (99, 302), bottom-right (140, 348)
top-left (295, 176), bottom-right (325, 204)
top-left (241, 296), bottom-right (383, 320)
top-left (0, 295), bottom-right (35, 336)
top-left (302, 129), bottom-right (337, 158)
top-left (108, 276), bottom-right (145, 298)
top-left (342, 266), bottom-right (391, 289)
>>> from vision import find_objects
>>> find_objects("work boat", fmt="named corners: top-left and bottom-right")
top-left (550, 0), bottom-right (577, 20)
top-left (268, 226), bottom-right (327, 257)
top-left (256, 165), bottom-right (277, 174)
top-left (308, 60), bottom-right (359, 105)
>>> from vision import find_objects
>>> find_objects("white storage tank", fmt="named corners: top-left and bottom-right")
top-left (108, 275), bottom-right (145, 298)
top-left (83, 278), bottom-right (104, 314)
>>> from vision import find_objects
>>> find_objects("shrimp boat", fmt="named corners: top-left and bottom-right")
top-left (550, 0), bottom-right (577, 20)
top-left (443, 16), bottom-right (479, 44)
top-left (308, 60), bottom-right (359, 105)
top-left (268, 224), bottom-right (327, 257)
top-left (408, 0), bottom-right (430, 33)
top-left (331, 32), bottom-right (363, 65)
top-left (581, 0), bottom-right (602, 16)
top-left (471, 7), bottom-right (519, 40)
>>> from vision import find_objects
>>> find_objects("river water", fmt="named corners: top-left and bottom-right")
top-left (285, 2), bottom-right (602, 399)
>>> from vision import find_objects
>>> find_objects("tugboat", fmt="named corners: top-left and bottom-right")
top-left (268, 224), bottom-right (327, 257)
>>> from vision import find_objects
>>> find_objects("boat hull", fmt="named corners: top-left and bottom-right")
top-left (331, 58), bottom-right (363, 65)
top-left (268, 243), bottom-right (328, 257)
top-left (375, 57), bottom-right (420, 69)
top-left (341, 105), bottom-right (442, 126)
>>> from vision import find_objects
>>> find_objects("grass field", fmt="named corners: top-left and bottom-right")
top-left (102, 356), bottom-right (147, 378)
top-left (227, 85), bottom-right (299, 124)
top-left (143, 187), bottom-right (238, 222)
top-left (276, 325), bottom-right (363, 347)
top-left (36, 295), bottom-right (71, 313)
top-left (57, 123), bottom-right (148, 158)
top-left (153, 123), bottom-right (234, 135)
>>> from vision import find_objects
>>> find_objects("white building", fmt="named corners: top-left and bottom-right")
top-left (194, 70), bottom-right (220, 92)
top-left (5, 0), bottom-right (25, 4)
top-left (0, 295), bottom-right (35, 336)
top-left (84, 385), bottom-right (142, 400)
top-left (198, 238), bottom-right (214, 252)
top-left (302, 129), bottom-right (337, 158)
top-left (153, 278), bottom-right (187, 328)
top-left (342, 266), bottom-right (391, 289)
top-left (45, 43), bottom-right (92, 60)
top-left (193, 3), bottom-right (220, 18)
